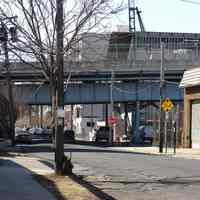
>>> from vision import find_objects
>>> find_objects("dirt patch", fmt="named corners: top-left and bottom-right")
top-left (34, 174), bottom-right (100, 200)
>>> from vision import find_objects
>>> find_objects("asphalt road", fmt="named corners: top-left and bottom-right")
top-left (19, 143), bottom-right (200, 200)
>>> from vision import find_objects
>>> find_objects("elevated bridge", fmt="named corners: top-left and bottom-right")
top-left (0, 31), bottom-right (199, 104)
top-left (1, 31), bottom-right (195, 143)
top-left (1, 31), bottom-right (200, 82)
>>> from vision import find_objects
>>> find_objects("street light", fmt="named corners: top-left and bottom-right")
top-left (0, 16), bottom-right (17, 147)
top-left (110, 70), bottom-right (115, 143)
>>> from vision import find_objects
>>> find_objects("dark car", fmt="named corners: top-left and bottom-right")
top-left (95, 126), bottom-right (111, 143)
top-left (64, 129), bottom-right (75, 143)
top-left (15, 128), bottom-right (32, 144)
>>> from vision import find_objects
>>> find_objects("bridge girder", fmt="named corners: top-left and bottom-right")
top-left (0, 81), bottom-right (183, 105)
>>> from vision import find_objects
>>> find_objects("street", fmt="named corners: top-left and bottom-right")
top-left (20, 143), bottom-right (200, 200)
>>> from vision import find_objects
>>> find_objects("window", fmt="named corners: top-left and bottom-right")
top-left (76, 108), bottom-right (80, 118)
top-left (86, 121), bottom-right (95, 127)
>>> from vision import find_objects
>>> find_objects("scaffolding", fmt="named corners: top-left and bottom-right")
top-left (105, 32), bottom-right (200, 71)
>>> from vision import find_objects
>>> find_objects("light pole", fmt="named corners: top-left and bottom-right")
top-left (55, 0), bottom-right (66, 175)
top-left (110, 70), bottom-right (115, 143)
top-left (159, 39), bottom-right (164, 153)
top-left (0, 16), bottom-right (17, 147)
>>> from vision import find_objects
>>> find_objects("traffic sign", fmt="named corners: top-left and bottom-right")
top-left (162, 98), bottom-right (174, 112)
top-left (108, 116), bottom-right (118, 125)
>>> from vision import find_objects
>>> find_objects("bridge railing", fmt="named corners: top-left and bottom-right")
top-left (1, 32), bottom-right (200, 75)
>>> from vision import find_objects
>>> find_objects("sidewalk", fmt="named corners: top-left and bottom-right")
top-left (0, 139), bottom-right (56, 199)
top-left (0, 156), bottom-right (56, 200)
top-left (109, 146), bottom-right (200, 159)
top-left (0, 140), bottom-right (105, 200)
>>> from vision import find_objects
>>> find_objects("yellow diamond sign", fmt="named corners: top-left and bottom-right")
top-left (162, 98), bottom-right (174, 112)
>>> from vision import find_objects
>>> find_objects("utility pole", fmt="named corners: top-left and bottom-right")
top-left (55, 0), bottom-right (64, 174)
top-left (4, 36), bottom-right (15, 147)
top-left (159, 39), bottom-right (164, 153)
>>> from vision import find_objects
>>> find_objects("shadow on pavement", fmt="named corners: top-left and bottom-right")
top-left (33, 174), bottom-right (67, 200)
top-left (63, 147), bottom-right (157, 156)
top-left (75, 140), bottom-right (152, 147)
top-left (39, 159), bottom-right (117, 200)
top-left (70, 174), bottom-right (117, 200)
top-left (39, 159), bottom-right (55, 169)
top-left (0, 159), bottom-right (56, 200)
top-left (19, 143), bottom-right (158, 156)
top-left (20, 145), bottom-right (54, 153)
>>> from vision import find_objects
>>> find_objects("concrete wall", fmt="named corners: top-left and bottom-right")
top-left (78, 32), bottom-right (110, 62)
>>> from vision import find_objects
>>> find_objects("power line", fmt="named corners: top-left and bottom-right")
top-left (181, 0), bottom-right (200, 5)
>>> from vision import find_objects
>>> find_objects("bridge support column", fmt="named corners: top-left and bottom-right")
top-left (71, 105), bottom-right (73, 130)
top-left (124, 103), bottom-right (128, 137)
top-left (133, 81), bottom-right (141, 144)
top-left (134, 101), bottom-right (141, 144)
top-left (40, 105), bottom-right (43, 128)
top-left (131, 109), bottom-right (135, 143)
top-left (105, 104), bottom-right (108, 126)
top-left (29, 105), bottom-right (32, 127)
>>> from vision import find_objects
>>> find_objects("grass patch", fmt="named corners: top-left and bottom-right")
top-left (33, 174), bottom-right (100, 200)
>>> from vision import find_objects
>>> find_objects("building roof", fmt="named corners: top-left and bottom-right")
top-left (180, 67), bottom-right (200, 88)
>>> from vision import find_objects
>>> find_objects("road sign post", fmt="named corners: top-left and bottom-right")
top-left (162, 98), bottom-right (174, 154)
top-left (108, 116), bottom-right (118, 144)
top-left (165, 112), bottom-right (169, 153)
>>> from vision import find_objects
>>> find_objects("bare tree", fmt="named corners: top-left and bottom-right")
top-left (0, 0), bottom-right (125, 173)
top-left (0, 0), bottom-right (124, 126)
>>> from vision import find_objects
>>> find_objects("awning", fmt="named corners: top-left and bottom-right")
top-left (180, 67), bottom-right (200, 88)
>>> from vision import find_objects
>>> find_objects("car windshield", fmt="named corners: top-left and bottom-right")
top-left (99, 126), bottom-right (109, 131)
top-left (15, 130), bottom-right (29, 135)
top-left (65, 130), bottom-right (74, 134)
top-left (29, 128), bottom-right (43, 134)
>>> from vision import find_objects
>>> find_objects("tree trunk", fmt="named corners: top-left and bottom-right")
top-left (55, 0), bottom-right (65, 174)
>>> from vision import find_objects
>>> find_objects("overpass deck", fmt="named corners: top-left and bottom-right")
top-left (0, 68), bottom-right (184, 82)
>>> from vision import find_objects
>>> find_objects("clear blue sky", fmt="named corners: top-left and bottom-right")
top-left (113, 0), bottom-right (200, 33)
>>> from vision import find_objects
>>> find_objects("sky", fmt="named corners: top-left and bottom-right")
top-left (112, 0), bottom-right (200, 33)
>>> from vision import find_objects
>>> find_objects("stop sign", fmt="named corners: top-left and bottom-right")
top-left (108, 116), bottom-right (118, 125)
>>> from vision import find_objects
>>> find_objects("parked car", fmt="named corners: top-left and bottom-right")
top-left (95, 126), bottom-right (111, 143)
top-left (139, 125), bottom-right (154, 144)
top-left (28, 127), bottom-right (51, 142)
top-left (64, 129), bottom-right (75, 143)
top-left (15, 128), bottom-right (32, 144)
top-left (29, 127), bottom-right (43, 135)
top-left (143, 125), bottom-right (154, 144)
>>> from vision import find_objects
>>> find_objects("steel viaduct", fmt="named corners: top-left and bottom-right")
top-left (1, 31), bottom-right (199, 143)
